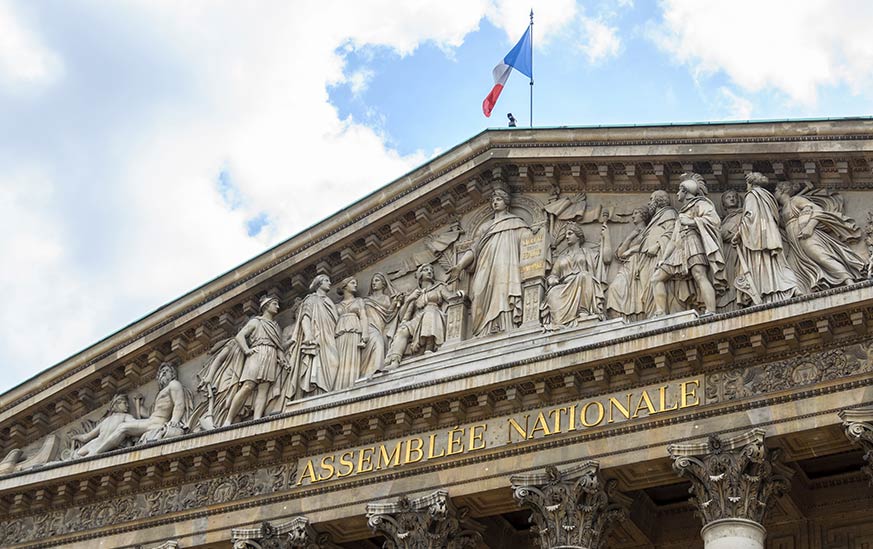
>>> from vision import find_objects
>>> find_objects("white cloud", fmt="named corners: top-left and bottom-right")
top-left (578, 17), bottom-right (621, 63)
top-left (0, 3), bottom-right (61, 88)
top-left (650, 0), bottom-right (873, 106)
top-left (716, 87), bottom-right (753, 120)
top-left (1, 1), bottom-right (599, 391)
top-left (487, 0), bottom-right (579, 47)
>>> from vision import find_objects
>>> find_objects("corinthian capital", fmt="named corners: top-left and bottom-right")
top-left (366, 489), bottom-right (484, 549)
top-left (668, 428), bottom-right (792, 526)
top-left (839, 406), bottom-right (873, 483)
top-left (510, 461), bottom-right (628, 549)
top-left (231, 517), bottom-right (339, 549)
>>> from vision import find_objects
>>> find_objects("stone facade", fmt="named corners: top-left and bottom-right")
top-left (2, 119), bottom-right (873, 547)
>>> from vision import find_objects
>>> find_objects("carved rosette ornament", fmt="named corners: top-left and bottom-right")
top-left (839, 406), bottom-right (873, 484)
top-left (366, 489), bottom-right (484, 549)
top-left (668, 428), bottom-right (793, 526)
top-left (510, 461), bottom-right (627, 549)
top-left (231, 517), bottom-right (339, 549)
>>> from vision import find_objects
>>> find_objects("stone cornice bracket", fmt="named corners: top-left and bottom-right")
top-left (366, 489), bottom-right (484, 549)
top-left (231, 517), bottom-right (339, 549)
top-left (839, 406), bottom-right (873, 484)
top-left (509, 460), bottom-right (628, 549)
top-left (667, 428), bottom-right (793, 526)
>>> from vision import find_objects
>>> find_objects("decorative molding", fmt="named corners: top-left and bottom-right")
top-left (839, 406), bottom-right (873, 484)
top-left (0, 464), bottom-right (293, 546)
top-left (510, 460), bottom-right (628, 549)
top-left (706, 344), bottom-right (873, 403)
top-left (668, 428), bottom-right (793, 526)
top-left (366, 489), bottom-right (484, 549)
top-left (231, 517), bottom-right (339, 549)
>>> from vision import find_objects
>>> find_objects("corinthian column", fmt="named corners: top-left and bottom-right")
top-left (366, 489), bottom-right (484, 549)
top-left (231, 517), bottom-right (339, 549)
top-left (509, 460), bottom-right (628, 549)
top-left (839, 406), bottom-right (873, 483)
top-left (668, 429), bottom-right (792, 549)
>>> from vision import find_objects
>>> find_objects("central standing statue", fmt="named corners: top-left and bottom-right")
top-left (651, 173), bottom-right (726, 316)
top-left (448, 188), bottom-right (530, 336)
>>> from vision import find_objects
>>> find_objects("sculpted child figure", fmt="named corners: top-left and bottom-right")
top-left (651, 173), bottom-right (726, 316)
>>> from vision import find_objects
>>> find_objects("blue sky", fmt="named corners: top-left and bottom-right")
top-left (1, 0), bottom-right (872, 393)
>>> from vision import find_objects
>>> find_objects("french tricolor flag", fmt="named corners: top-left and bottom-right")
top-left (482, 26), bottom-right (532, 118)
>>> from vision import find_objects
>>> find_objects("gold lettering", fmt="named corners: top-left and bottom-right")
top-left (508, 415), bottom-right (529, 443)
top-left (357, 447), bottom-right (375, 473)
top-left (297, 459), bottom-right (318, 485)
top-left (658, 385), bottom-right (679, 413)
top-left (581, 401), bottom-right (605, 427)
top-left (568, 404), bottom-right (577, 431)
top-left (319, 455), bottom-right (336, 481)
top-left (336, 451), bottom-right (355, 478)
top-left (608, 394), bottom-right (632, 423)
top-left (529, 412), bottom-right (553, 439)
top-left (404, 438), bottom-right (424, 464)
top-left (427, 433), bottom-right (445, 459)
top-left (447, 427), bottom-right (465, 456)
top-left (378, 442), bottom-right (402, 469)
top-left (632, 390), bottom-right (658, 418)
top-left (680, 380), bottom-right (701, 408)
top-left (469, 424), bottom-right (487, 451)
top-left (548, 407), bottom-right (565, 434)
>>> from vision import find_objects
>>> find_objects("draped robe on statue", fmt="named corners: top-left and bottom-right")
top-left (468, 212), bottom-right (529, 336)
top-left (283, 293), bottom-right (339, 400)
top-left (718, 207), bottom-right (743, 308)
top-left (541, 246), bottom-right (604, 328)
top-left (781, 194), bottom-right (864, 292)
top-left (736, 186), bottom-right (798, 305)
top-left (660, 196), bottom-right (727, 306)
top-left (639, 207), bottom-right (681, 314)
top-left (361, 294), bottom-right (399, 378)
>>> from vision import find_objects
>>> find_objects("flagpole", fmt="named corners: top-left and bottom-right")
top-left (529, 9), bottom-right (534, 128)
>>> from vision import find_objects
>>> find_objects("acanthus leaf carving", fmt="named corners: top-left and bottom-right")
top-left (839, 406), bottom-right (873, 484)
top-left (366, 489), bottom-right (484, 549)
top-left (510, 460), bottom-right (628, 549)
top-left (231, 516), bottom-right (339, 549)
top-left (668, 428), bottom-right (793, 526)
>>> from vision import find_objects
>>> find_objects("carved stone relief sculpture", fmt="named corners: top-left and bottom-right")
top-left (606, 206), bottom-right (651, 319)
top-left (224, 296), bottom-right (286, 426)
top-left (775, 180), bottom-right (865, 292)
top-left (334, 277), bottom-right (369, 390)
top-left (384, 264), bottom-right (462, 369)
top-left (510, 461), bottom-right (628, 549)
top-left (540, 220), bottom-right (611, 330)
top-left (639, 190), bottom-right (680, 315)
top-left (717, 189), bottom-right (743, 309)
top-left (361, 272), bottom-right (402, 377)
top-left (366, 489), bottom-right (484, 549)
top-left (0, 435), bottom-right (60, 474)
top-left (72, 393), bottom-right (139, 457)
top-left (69, 363), bottom-right (191, 456)
top-left (732, 173), bottom-right (799, 306)
top-left (448, 187), bottom-right (531, 337)
top-left (651, 173), bottom-right (726, 316)
top-left (284, 275), bottom-right (339, 398)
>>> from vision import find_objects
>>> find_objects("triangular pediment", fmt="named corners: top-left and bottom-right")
top-left (4, 119), bottom-right (873, 547)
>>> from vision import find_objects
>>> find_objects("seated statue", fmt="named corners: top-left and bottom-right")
top-left (384, 264), bottom-right (462, 369)
top-left (541, 221), bottom-right (612, 329)
top-left (73, 363), bottom-right (191, 455)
